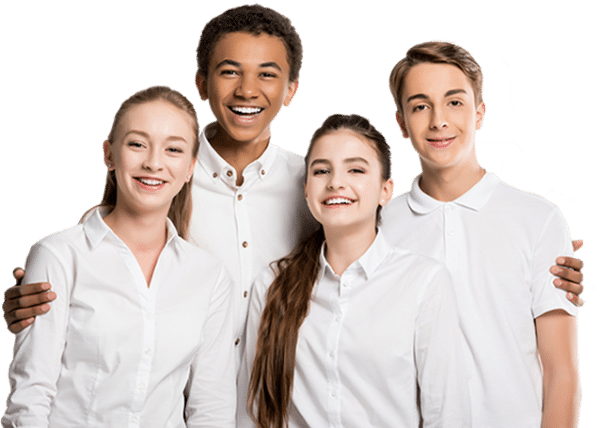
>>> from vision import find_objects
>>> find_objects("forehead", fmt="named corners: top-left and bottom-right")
top-left (117, 101), bottom-right (195, 140)
top-left (310, 130), bottom-right (379, 162)
top-left (209, 31), bottom-right (290, 71)
top-left (402, 62), bottom-right (475, 102)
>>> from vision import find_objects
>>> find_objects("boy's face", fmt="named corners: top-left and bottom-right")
top-left (196, 31), bottom-right (298, 146)
top-left (396, 62), bottom-right (485, 172)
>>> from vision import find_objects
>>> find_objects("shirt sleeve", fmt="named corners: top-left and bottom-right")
top-left (184, 265), bottom-right (236, 428)
top-left (531, 205), bottom-right (577, 318)
top-left (235, 268), bottom-right (273, 428)
top-left (2, 241), bottom-right (71, 427)
top-left (414, 264), bottom-right (472, 428)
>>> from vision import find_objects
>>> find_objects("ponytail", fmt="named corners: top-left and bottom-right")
top-left (248, 227), bottom-right (325, 428)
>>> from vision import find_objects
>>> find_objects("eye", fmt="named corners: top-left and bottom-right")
top-left (166, 146), bottom-right (184, 154)
top-left (220, 69), bottom-right (239, 77)
top-left (449, 100), bottom-right (463, 107)
top-left (412, 104), bottom-right (427, 113)
top-left (260, 71), bottom-right (277, 79)
top-left (127, 141), bottom-right (144, 149)
top-left (312, 168), bottom-right (329, 175)
top-left (349, 168), bottom-right (365, 174)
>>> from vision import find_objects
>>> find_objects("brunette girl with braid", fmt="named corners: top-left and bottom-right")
top-left (237, 114), bottom-right (470, 428)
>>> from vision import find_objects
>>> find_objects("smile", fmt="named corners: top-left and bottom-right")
top-left (323, 197), bottom-right (355, 206)
top-left (229, 106), bottom-right (264, 116)
top-left (427, 137), bottom-right (455, 149)
top-left (134, 177), bottom-right (166, 190)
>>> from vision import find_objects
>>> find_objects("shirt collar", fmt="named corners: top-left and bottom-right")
top-left (197, 122), bottom-right (277, 185)
top-left (318, 230), bottom-right (393, 282)
top-left (83, 206), bottom-right (182, 252)
top-left (407, 172), bottom-right (500, 214)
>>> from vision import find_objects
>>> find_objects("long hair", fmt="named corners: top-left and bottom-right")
top-left (389, 41), bottom-right (483, 115)
top-left (90, 86), bottom-right (199, 239)
top-left (248, 114), bottom-right (391, 428)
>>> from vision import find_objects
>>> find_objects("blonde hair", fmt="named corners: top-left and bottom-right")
top-left (90, 86), bottom-right (199, 239)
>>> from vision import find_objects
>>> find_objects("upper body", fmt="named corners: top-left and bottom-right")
top-left (238, 232), bottom-right (470, 428)
top-left (189, 123), bottom-right (316, 358)
top-left (2, 208), bottom-right (236, 427)
top-left (381, 173), bottom-right (577, 426)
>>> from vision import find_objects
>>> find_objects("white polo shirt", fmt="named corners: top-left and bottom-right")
top-left (380, 172), bottom-right (577, 427)
top-left (3, 208), bottom-right (236, 427)
top-left (189, 123), bottom-right (317, 352)
top-left (238, 232), bottom-right (470, 427)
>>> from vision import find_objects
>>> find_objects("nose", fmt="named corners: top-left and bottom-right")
top-left (142, 147), bottom-right (163, 171)
top-left (429, 107), bottom-right (448, 130)
top-left (234, 74), bottom-right (258, 99)
top-left (327, 170), bottom-right (346, 190)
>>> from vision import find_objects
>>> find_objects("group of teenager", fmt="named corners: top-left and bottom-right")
top-left (1, 4), bottom-right (585, 428)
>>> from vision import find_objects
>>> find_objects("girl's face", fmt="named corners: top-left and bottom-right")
top-left (104, 100), bottom-right (196, 217)
top-left (305, 129), bottom-right (393, 235)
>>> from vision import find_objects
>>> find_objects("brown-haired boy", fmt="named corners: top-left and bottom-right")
top-left (382, 41), bottom-right (579, 427)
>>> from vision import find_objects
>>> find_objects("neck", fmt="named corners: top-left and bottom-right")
top-left (103, 205), bottom-right (168, 252)
top-left (323, 223), bottom-right (377, 276)
top-left (209, 123), bottom-right (270, 186)
top-left (419, 160), bottom-right (486, 202)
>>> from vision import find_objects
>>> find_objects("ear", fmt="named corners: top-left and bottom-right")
top-left (395, 111), bottom-right (409, 138)
top-left (475, 102), bottom-right (486, 130)
top-left (283, 80), bottom-right (299, 107)
top-left (103, 140), bottom-right (114, 170)
top-left (379, 178), bottom-right (394, 206)
top-left (196, 72), bottom-right (209, 101)
top-left (185, 157), bottom-right (197, 183)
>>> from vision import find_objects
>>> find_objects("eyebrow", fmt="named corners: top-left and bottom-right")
top-left (215, 59), bottom-right (283, 72)
top-left (405, 88), bottom-right (468, 104)
top-left (123, 130), bottom-right (189, 144)
top-left (309, 157), bottom-right (370, 168)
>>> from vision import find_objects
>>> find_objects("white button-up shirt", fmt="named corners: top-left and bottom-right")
top-left (238, 233), bottom-right (470, 427)
top-left (381, 173), bottom-right (577, 427)
top-left (3, 208), bottom-right (236, 427)
top-left (189, 123), bottom-right (317, 353)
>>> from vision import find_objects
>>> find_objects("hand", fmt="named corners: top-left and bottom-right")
top-left (3, 268), bottom-right (57, 334)
top-left (551, 240), bottom-right (584, 307)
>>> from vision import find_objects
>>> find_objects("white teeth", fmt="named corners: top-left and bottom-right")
top-left (231, 106), bottom-right (263, 115)
top-left (324, 197), bottom-right (353, 205)
top-left (138, 178), bottom-right (164, 186)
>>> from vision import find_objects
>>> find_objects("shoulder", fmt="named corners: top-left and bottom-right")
top-left (29, 223), bottom-right (86, 257)
top-left (491, 178), bottom-right (561, 215)
top-left (270, 145), bottom-right (305, 174)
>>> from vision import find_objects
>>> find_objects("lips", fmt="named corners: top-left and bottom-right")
top-left (228, 106), bottom-right (264, 116)
top-left (134, 177), bottom-right (166, 191)
top-left (323, 196), bottom-right (355, 206)
top-left (427, 137), bottom-right (455, 149)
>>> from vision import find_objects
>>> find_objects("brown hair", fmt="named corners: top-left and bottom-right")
top-left (248, 114), bottom-right (391, 428)
top-left (389, 41), bottom-right (483, 115)
top-left (196, 4), bottom-right (302, 82)
top-left (93, 86), bottom-right (199, 239)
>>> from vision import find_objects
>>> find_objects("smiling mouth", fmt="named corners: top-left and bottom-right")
top-left (229, 106), bottom-right (264, 116)
top-left (323, 197), bottom-right (355, 206)
top-left (427, 137), bottom-right (455, 149)
top-left (134, 177), bottom-right (166, 187)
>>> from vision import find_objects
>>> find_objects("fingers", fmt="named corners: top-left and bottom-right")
top-left (566, 292), bottom-right (584, 307)
top-left (551, 264), bottom-right (583, 285)
top-left (12, 267), bottom-right (25, 285)
top-left (556, 256), bottom-right (583, 272)
top-left (571, 240), bottom-right (583, 252)
top-left (4, 283), bottom-right (56, 331)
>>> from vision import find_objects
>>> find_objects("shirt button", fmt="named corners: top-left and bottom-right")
top-left (212, 172), bottom-right (218, 178)
top-left (130, 415), bottom-right (139, 423)
top-left (237, 194), bottom-right (243, 201)
top-left (261, 169), bottom-right (266, 175)
top-left (242, 241), bottom-right (249, 248)
top-left (144, 347), bottom-right (151, 355)
top-left (138, 382), bottom-right (145, 391)
top-left (234, 338), bottom-right (241, 346)
top-left (226, 170), bottom-right (233, 177)
top-left (445, 205), bottom-right (453, 212)
top-left (448, 229), bottom-right (455, 236)
top-left (243, 291), bottom-right (249, 298)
